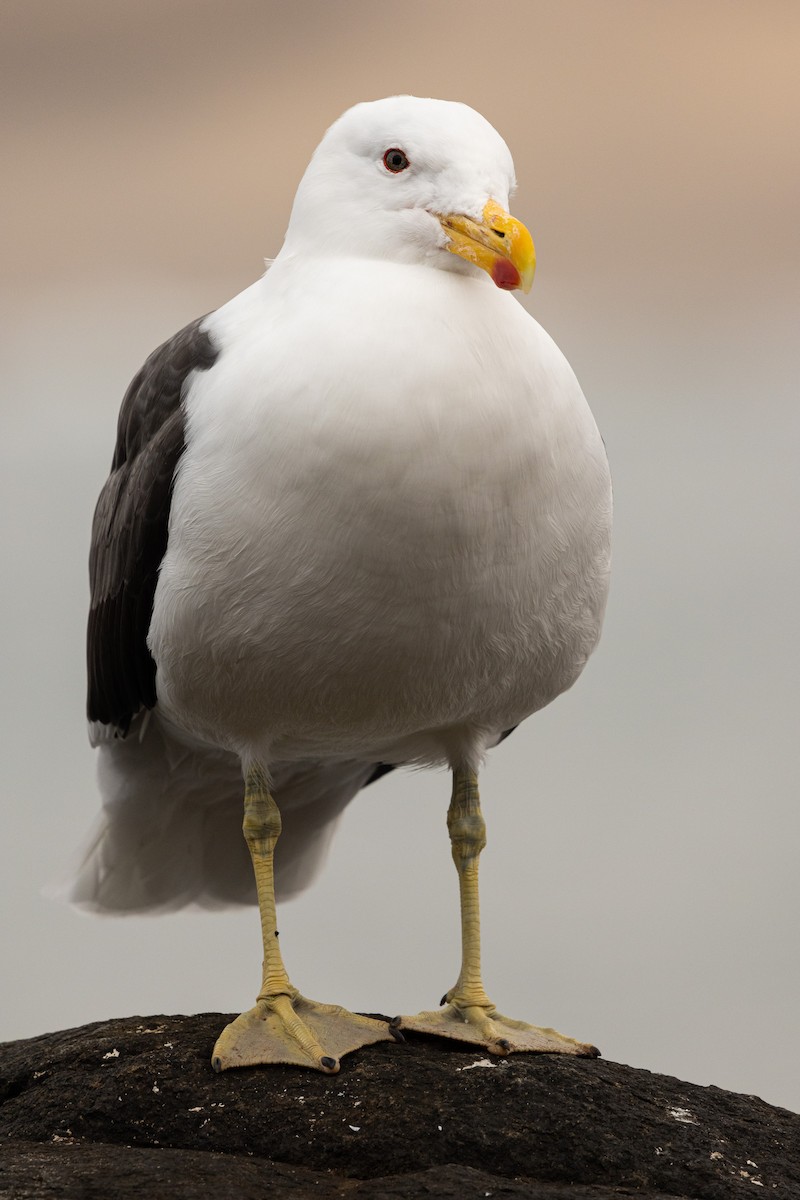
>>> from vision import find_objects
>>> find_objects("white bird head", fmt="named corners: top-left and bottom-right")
top-left (283, 95), bottom-right (535, 293)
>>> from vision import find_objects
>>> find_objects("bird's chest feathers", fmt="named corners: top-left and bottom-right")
top-left (188, 274), bottom-right (587, 559)
top-left (155, 276), bottom-right (610, 748)
top-left (183, 317), bottom-right (576, 605)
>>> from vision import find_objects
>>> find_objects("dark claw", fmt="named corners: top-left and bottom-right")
top-left (586, 1044), bottom-right (601, 1059)
top-left (320, 1055), bottom-right (338, 1071)
top-left (439, 993), bottom-right (448, 1007)
top-left (497, 1039), bottom-right (511, 1054)
top-left (211, 1056), bottom-right (222, 1073)
top-left (389, 1015), bottom-right (402, 1028)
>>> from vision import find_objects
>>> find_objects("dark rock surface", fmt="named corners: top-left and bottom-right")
top-left (1, 1013), bottom-right (797, 1198)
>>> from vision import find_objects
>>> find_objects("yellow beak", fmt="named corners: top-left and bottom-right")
top-left (438, 199), bottom-right (536, 293)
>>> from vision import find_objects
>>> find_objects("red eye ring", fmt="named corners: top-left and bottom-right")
top-left (383, 148), bottom-right (410, 173)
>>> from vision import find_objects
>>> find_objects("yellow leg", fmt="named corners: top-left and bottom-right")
top-left (212, 765), bottom-right (392, 1073)
top-left (396, 767), bottom-right (599, 1057)
top-left (442, 767), bottom-right (495, 1018)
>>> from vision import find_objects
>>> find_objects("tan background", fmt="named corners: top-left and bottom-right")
top-left (2, 1), bottom-right (799, 1111)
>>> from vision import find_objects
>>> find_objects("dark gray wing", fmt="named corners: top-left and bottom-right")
top-left (87, 317), bottom-right (219, 734)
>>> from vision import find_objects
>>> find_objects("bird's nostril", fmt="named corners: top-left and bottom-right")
top-left (493, 229), bottom-right (506, 238)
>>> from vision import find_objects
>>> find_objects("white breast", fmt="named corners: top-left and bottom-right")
top-left (148, 260), bottom-right (612, 767)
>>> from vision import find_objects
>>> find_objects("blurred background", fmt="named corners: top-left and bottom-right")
top-left (2, 0), bottom-right (798, 1112)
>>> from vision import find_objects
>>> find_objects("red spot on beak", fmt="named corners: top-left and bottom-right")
top-left (490, 258), bottom-right (521, 291)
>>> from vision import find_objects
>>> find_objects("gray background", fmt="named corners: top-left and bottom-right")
top-left (2, 0), bottom-right (798, 1112)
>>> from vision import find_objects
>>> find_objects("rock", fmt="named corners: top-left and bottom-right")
top-left (0, 1014), bottom-right (797, 1198)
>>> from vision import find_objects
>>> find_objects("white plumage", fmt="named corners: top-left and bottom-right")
top-left (68, 96), bottom-right (611, 933)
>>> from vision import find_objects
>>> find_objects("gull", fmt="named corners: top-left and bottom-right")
top-left (71, 95), bottom-right (613, 1074)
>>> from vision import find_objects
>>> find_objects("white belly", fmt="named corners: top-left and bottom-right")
top-left (149, 264), bottom-right (612, 765)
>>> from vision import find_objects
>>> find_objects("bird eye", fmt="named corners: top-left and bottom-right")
top-left (383, 148), bottom-right (410, 174)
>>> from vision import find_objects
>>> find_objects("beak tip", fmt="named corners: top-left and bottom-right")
top-left (519, 257), bottom-right (536, 295)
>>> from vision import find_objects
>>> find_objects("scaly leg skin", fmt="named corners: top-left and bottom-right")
top-left (396, 768), bottom-right (599, 1058)
top-left (212, 764), bottom-right (393, 1074)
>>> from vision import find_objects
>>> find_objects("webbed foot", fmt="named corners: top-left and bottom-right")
top-left (396, 1000), bottom-right (598, 1057)
top-left (212, 993), bottom-right (392, 1073)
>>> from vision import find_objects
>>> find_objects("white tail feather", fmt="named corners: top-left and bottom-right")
top-left (55, 715), bottom-right (376, 914)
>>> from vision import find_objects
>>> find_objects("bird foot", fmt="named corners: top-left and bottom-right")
top-left (212, 993), bottom-right (393, 1073)
top-left (395, 1001), bottom-right (599, 1057)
